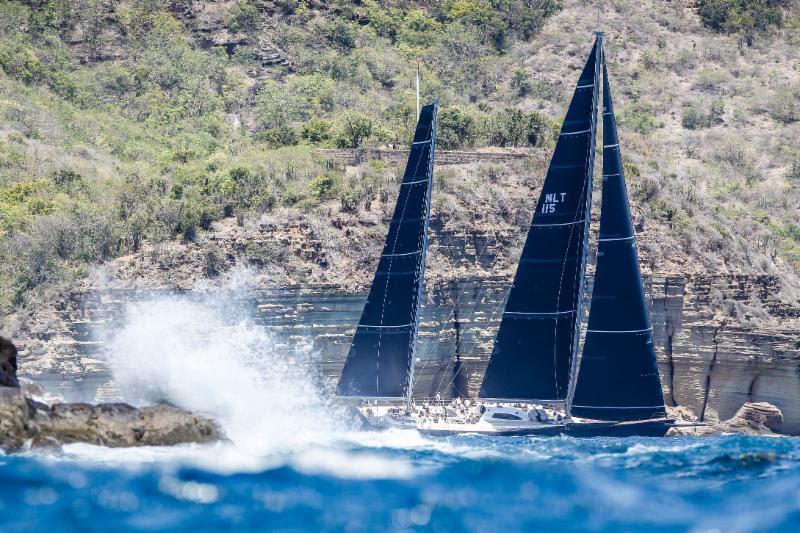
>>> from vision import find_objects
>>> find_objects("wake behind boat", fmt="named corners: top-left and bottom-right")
top-left (336, 33), bottom-right (674, 438)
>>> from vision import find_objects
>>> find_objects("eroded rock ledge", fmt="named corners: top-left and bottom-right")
top-left (667, 402), bottom-right (784, 437)
top-left (0, 336), bottom-right (220, 453)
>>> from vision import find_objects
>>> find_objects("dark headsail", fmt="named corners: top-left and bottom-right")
top-left (570, 59), bottom-right (666, 421)
top-left (480, 37), bottom-right (601, 400)
top-left (336, 102), bottom-right (437, 398)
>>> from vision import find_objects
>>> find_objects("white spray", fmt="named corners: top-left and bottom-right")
top-left (104, 272), bottom-right (346, 455)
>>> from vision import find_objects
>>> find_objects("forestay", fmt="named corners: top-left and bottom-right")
top-left (480, 38), bottom-right (601, 401)
top-left (570, 59), bottom-right (667, 421)
top-left (336, 102), bottom-right (438, 398)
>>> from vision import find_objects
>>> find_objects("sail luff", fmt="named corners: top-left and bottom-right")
top-left (405, 99), bottom-right (438, 410)
top-left (336, 103), bottom-right (437, 398)
top-left (479, 37), bottom-right (601, 401)
top-left (570, 54), bottom-right (667, 422)
top-left (565, 32), bottom-right (603, 419)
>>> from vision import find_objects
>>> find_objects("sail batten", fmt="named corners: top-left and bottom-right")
top-left (570, 56), bottom-right (667, 422)
top-left (479, 38), bottom-right (601, 401)
top-left (336, 102), bottom-right (438, 398)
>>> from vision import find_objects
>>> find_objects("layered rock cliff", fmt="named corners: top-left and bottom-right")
top-left (10, 271), bottom-right (799, 434)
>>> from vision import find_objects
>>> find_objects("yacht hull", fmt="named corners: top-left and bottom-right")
top-left (367, 413), bottom-right (673, 438)
top-left (416, 420), bottom-right (672, 438)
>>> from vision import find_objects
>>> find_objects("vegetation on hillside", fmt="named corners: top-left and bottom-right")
top-left (697, 0), bottom-right (796, 45)
top-left (0, 0), bottom-right (562, 313)
top-left (0, 0), bottom-right (799, 321)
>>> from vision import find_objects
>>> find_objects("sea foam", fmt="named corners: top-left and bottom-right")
top-left (103, 272), bottom-right (344, 457)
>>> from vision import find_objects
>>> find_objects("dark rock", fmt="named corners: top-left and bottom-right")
top-left (0, 337), bottom-right (221, 452)
top-left (0, 387), bottom-right (29, 451)
top-left (0, 336), bottom-right (19, 387)
top-left (38, 402), bottom-right (220, 448)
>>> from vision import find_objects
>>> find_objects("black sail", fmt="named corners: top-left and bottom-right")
top-left (570, 60), bottom-right (666, 421)
top-left (336, 102), bottom-right (437, 398)
top-left (480, 38), bottom-right (601, 400)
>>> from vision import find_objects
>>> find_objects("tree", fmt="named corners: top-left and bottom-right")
top-left (490, 108), bottom-right (529, 147)
top-left (302, 118), bottom-right (332, 144)
top-left (336, 112), bottom-right (373, 149)
top-left (324, 19), bottom-right (357, 53)
top-left (438, 106), bottom-right (477, 149)
top-left (228, 1), bottom-right (260, 33)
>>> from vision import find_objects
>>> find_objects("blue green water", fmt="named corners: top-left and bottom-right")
top-left (2, 434), bottom-right (798, 532)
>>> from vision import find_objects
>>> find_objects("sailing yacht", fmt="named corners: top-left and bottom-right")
top-left (337, 33), bottom-right (674, 437)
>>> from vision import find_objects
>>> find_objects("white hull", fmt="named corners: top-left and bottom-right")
top-left (359, 402), bottom-right (568, 435)
top-left (355, 402), bottom-right (673, 437)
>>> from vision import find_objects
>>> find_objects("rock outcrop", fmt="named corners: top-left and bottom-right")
top-left (0, 336), bottom-right (19, 387)
top-left (667, 402), bottom-right (784, 436)
top-left (0, 338), bottom-right (220, 453)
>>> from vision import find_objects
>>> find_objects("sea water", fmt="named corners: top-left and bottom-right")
top-left (2, 434), bottom-right (799, 531)
top-left (3, 279), bottom-right (799, 531)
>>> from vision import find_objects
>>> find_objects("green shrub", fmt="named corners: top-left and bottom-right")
top-left (228, 2), bottom-right (260, 33)
top-left (681, 100), bottom-right (724, 129)
top-left (397, 9), bottom-right (443, 48)
top-left (301, 118), bottom-right (332, 144)
top-left (324, 19), bottom-right (358, 53)
top-left (619, 102), bottom-right (663, 135)
top-left (0, 43), bottom-right (50, 84)
top-left (511, 67), bottom-right (531, 97)
top-left (682, 106), bottom-right (706, 130)
top-left (202, 245), bottom-right (226, 277)
top-left (339, 187), bottom-right (361, 213)
top-left (308, 172), bottom-right (339, 200)
top-left (336, 112), bottom-right (374, 149)
top-left (255, 125), bottom-right (299, 148)
top-left (438, 106), bottom-right (478, 149)
top-left (708, 99), bottom-right (725, 125)
top-left (363, 2), bottom-right (404, 42)
top-left (767, 87), bottom-right (800, 124)
top-left (525, 112), bottom-right (552, 147)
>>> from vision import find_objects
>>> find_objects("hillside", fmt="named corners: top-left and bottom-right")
top-left (1, 0), bottom-right (799, 335)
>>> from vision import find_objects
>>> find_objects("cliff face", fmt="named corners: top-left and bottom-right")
top-left (13, 273), bottom-right (800, 434)
top-left (652, 275), bottom-right (800, 431)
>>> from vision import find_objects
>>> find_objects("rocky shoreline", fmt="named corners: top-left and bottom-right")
top-left (1, 332), bottom-right (789, 452)
top-left (0, 336), bottom-right (220, 453)
top-left (666, 402), bottom-right (784, 437)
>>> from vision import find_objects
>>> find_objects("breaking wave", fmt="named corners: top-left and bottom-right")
top-left (103, 273), bottom-right (345, 455)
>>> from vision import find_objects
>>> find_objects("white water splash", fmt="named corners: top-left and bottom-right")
top-left (104, 275), bottom-right (344, 456)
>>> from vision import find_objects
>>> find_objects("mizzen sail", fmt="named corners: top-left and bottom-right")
top-left (480, 37), bottom-right (601, 401)
top-left (336, 102), bottom-right (438, 398)
top-left (570, 59), bottom-right (666, 421)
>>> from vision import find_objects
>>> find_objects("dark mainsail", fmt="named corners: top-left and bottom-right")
top-left (570, 59), bottom-right (666, 421)
top-left (480, 37), bottom-right (602, 400)
top-left (336, 102), bottom-right (437, 398)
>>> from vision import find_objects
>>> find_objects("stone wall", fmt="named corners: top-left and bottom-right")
top-left (315, 148), bottom-right (541, 167)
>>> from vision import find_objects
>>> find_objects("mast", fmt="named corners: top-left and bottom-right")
top-left (405, 98), bottom-right (437, 412)
top-left (565, 32), bottom-right (603, 419)
top-left (569, 51), bottom-right (667, 422)
top-left (336, 102), bottom-right (438, 400)
top-left (479, 36), bottom-right (602, 402)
